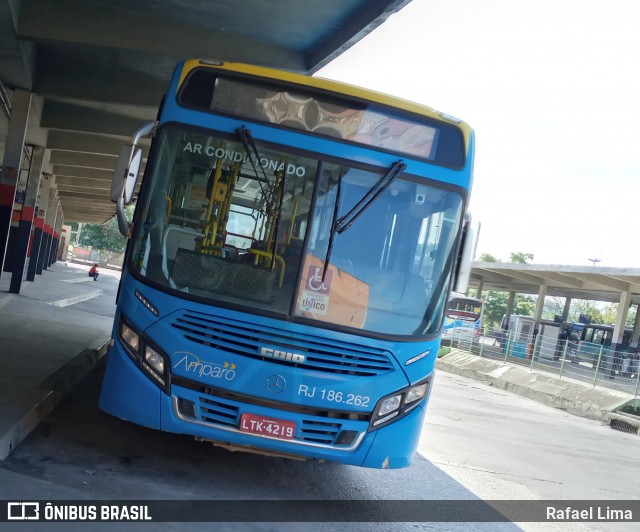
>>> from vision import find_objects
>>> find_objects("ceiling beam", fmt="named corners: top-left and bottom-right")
top-left (483, 268), bottom-right (548, 285)
top-left (52, 166), bottom-right (115, 181)
top-left (537, 272), bottom-right (585, 289)
top-left (41, 100), bottom-right (150, 137)
top-left (49, 151), bottom-right (118, 170)
top-left (0, 0), bottom-right (36, 90)
top-left (57, 183), bottom-right (111, 193)
top-left (34, 58), bottom-right (168, 106)
top-left (47, 130), bottom-right (150, 156)
top-left (568, 273), bottom-right (631, 293)
top-left (17, 0), bottom-right (303, 70)
top-left (58, 190), bottom-right (111, 201)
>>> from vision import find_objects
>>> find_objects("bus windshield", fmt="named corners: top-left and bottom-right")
top-left (443, 293), bottom-right (482, 340)
top-left (129, 124), bottom-right (464, 337)
top-left (447, 296), bottom-right (482, 320)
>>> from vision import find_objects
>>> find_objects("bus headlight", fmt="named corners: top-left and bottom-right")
top-left (370, 378), bottom-right (431, 430)
top-left (120, 322), bottom-right (140, 353)
top-left (117, 315), bottom-right (170, 393)
top-left (406, 382), bottom-right (428, 404)
top-left (144, 346), bottom-right (165, 375)
top-left (378, 394), bottom-right (402, 416)
top-left (371, 393), bottom-right (403, 427)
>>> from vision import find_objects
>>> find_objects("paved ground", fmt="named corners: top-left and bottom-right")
top-left (2, 361), bottom-right (638, 531)
top-left (0, 260), bottom-right (638, 530)
top-left (0, 261), bottom-right (118, 459)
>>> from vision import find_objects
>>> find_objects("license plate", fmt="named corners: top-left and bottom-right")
top-left (239, 413), bottom-right (296, 440)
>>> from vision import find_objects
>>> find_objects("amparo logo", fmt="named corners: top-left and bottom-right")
top-left (172, 351), bottom-right (237, 382)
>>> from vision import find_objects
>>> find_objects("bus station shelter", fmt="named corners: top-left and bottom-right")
top-left (0, 0), bottom-right (412, 293)
top-left (469, 262), bottom-right (640, 350)
top-left (0, 0), bottom-right (413, 459)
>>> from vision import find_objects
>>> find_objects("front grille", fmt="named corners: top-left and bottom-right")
top-left (198, 396), bottom-right (239, 427)
top-left (170, 310), bottom-right (394, 376)
top-left (176, 386), bottom-right (357, 449)
top-left (610, 419), bottom-right (639, 435)
top-left (298, 420), bottom-right (342, 445)
top-left (173, 376), bottom-right (371, 422)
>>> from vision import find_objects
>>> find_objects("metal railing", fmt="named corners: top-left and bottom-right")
top-left (445, 326), bottom-right (640, 396)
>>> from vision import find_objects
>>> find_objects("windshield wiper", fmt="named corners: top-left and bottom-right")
top-left (322, 172), bottom-right (343, 282)
top-left (321, 160), bottom-right (405, 281)
top-left (333, 160), bottom-right (406, 234)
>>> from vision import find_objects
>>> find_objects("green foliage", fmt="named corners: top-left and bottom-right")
top-left (77, 217), bottom-right (127, 253)
top-left (438, 346), bottom-right (451, 357)
top-left (75, 205), bottom-right (135, 253)
top-left (481, 291), bottom-right (536, 328)
top-left (509, 252), bottom-right (534, 264)
top-left (478, 252), bottom-right (500, 262)
top-left (568, 300), bottom-right (636, 327)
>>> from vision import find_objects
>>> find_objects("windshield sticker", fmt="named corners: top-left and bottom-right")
top-left (296, 255), bottom-right (369, 328)
top-left (300, 265), bottom-right (332, 315)
top-left (172, 351), bottom-right (237, 382)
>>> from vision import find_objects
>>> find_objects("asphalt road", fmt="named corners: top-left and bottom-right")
top-left (3, 266), bottom-right (638, 530)
top-left (2, 360), bottom-right (638, 531)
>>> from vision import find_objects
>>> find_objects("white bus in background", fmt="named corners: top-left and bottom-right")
top-left (442, 292), bottom-right (483, 343)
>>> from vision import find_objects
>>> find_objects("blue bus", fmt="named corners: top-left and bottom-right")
top-left (442, 292), bottom-right (483, 343)
top-left (100, 60), bottom-right (475, 468)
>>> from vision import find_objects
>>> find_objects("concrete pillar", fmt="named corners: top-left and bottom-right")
top-left (504, 291), bottom-right (516, 329)
top-left (27, 174), bottom-right (53, 280)
top-left (50, 204), bottom-right (63, 265)
top-left (60, 224), bottom-right (72, 260)
top-left (476, 280), bottom-right (485, 299)
top-left (629, 304), bottom-right (640, 350)
top-left (612, 290), bottom-right (632, 349)
top-left (562, 297), bottom-right (572, 323)
top-left (0, 90), bottom-right (32, 275)
top-left (533, 283), bottom-right (548, 332)
top-left (42, 189), bottom-right (58, 271)
top-left (46, 203), bottom-right (58, 267)
top-left (9, 145), bottom-right (44, 293)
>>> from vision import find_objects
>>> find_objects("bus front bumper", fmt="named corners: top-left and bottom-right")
top-left (99, 342), bottom-right (427, 469)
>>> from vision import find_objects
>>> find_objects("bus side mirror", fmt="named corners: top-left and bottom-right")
top-left (453, 214), bottom-right (480, 294)
top-left (111, 121), bottom-right (155, 236)
top-left (110, 145), bottom-right (143, 204)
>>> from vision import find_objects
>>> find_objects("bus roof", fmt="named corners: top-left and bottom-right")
top-left (448, 292), bottom-right (481, 302)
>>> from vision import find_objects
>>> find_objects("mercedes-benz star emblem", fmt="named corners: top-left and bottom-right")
top-left (266, 374), bottom-right (286, 394)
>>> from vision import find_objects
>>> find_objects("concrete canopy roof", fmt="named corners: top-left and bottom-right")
top-left (0, 0), bottom-right (411, 224)
top-left (470, 263), bottom-right (640, 305)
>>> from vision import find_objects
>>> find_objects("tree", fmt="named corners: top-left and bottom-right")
top-left (478, 252), bottom-right (500, 262)
top-left (74, 205), bottom-right (134, 253)
top-left (481, 290), bottom-right (536, 328)
top-left (77, 217), bottom-right (127, 253)
top-left (509, 252), bottom-right (534, 264)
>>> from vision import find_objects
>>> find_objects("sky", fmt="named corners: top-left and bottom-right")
top-left (317, 0), bottom-right (640, 267)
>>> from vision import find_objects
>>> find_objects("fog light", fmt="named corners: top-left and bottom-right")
top-left (177, 398), bottom-right (197, 419)
top-left (336, 430), bottom-right (358, 445)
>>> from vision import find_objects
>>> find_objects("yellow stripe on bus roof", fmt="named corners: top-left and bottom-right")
top-left (178, 59), bottom-right (472, 151)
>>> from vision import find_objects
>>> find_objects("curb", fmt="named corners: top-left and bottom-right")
top-left (436, 350), bottom-right (635, 424)
top-left (0, 339), bottom-right (111, 460)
